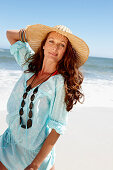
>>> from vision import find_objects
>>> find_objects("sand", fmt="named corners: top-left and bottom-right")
top-left (0, 104), bottom-right (113, 170)
top-left (55, 106), bottom-right (113, 170)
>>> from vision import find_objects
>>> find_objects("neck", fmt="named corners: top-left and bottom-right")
top-left (39, 70), bottom-right (57, 76)
top-left (40, 60), bottom-right (57, 75)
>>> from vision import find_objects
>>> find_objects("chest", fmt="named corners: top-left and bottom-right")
top-left (26, 74), bottom-right (48, 88)
top-left (7, 74), bottom-right (51, 115)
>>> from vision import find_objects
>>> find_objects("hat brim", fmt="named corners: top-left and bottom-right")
top-left (25, 24), bottom-right (89, 67)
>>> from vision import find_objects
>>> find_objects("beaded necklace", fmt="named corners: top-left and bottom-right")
top-left (19, 70), bottom-right (58, 129)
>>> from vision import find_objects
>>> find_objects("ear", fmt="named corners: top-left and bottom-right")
top-left (43, 45), bottom-right (45, 50)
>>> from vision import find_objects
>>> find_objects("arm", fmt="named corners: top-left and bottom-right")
top-left (33, 129), bottom-right (60, 167)
top-left (25, 129), bottom-right (60, 169)
top-left (6, 30), bottom-right (20, 45)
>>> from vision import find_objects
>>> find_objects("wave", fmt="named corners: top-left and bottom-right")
top-left (0, 50), bottom-right (113, 81)
top-left (0, 49), bottom-right (13, 59)
top-left (0, 55), bottom-right (14, 59)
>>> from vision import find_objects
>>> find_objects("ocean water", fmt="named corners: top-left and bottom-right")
top-left (0, 48), bottom-right (113, 112)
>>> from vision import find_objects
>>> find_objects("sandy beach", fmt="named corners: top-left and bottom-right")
top-left (55, 106), bottom-right (113, 170)
top-left (1, 106), bottom-right (113, 170)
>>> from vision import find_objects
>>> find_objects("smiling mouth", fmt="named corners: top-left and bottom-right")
top-left (49, 52), bottom-right (57, 56)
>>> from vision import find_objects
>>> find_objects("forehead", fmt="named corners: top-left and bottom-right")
top-left (47, 31), bottom-right (68, 42)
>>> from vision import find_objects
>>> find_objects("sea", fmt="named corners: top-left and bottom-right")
top-left (0, 48), bottom-right (113, 113)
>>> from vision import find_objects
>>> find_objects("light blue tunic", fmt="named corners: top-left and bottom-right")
top-left (0, 41), bottom-right (69, 170)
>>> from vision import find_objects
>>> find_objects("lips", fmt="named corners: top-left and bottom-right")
top-left (49, 52), bottom-right (57, 56)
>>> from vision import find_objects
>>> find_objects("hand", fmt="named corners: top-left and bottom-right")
top-left (24, 162), bottom-right (39, 170)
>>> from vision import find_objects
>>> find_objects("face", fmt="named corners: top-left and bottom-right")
top-left (43, 31), bottom-right (68, 63)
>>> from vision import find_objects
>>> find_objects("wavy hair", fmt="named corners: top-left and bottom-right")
top-left (23, 32), bottom-right (85, 111)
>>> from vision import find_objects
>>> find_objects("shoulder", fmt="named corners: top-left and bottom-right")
top-left (54, 74), bottom-right (65, 90)
top-left (39, 74), bottom-right (65, 97)
top-left (50, 74), bottom-right (65, 97)
top-left (50, 74), bottom-right (64, 88)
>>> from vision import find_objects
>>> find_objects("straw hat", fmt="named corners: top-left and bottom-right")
top-left (25, 24), bottom-right (89, 67)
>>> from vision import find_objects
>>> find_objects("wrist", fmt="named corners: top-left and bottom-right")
top-left (32, 160), bottom-right (40, 169)
top-left (19, 28), bottom-right (27, 42)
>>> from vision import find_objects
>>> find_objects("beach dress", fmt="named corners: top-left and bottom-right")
top-left (0, 41), bottom-right (69, 170)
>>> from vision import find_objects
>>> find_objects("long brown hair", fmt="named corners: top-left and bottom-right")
top-left (22, 32), bottom-right (84, 111)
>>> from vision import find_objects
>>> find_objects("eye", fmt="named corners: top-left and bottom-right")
top-left (60, 43), bottom-right (65, 47)
top-left (49, 40), bottom-right (54, 43)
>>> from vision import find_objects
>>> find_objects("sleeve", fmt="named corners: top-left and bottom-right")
top-left (48, 82), bottom-right (69, 135)
top-left (10, 40), bottom-right (35, 70)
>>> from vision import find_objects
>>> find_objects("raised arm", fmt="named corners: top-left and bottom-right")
top-left (6, 30), bottom-right (20, 45)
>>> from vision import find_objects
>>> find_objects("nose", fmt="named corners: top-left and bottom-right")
top-left (52, 44), bottom-right (58, 52)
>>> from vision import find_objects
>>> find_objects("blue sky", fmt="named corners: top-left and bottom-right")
top-left (0, 0), bottom-right (113, 58)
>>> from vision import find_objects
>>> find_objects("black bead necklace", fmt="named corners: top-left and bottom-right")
top-left (19, 70), bottom-right (57, 129)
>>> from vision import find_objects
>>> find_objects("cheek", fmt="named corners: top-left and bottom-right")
top-left (44, 43), bottom-right (52, 52)
top-left (59, 48), bottom-right (66, 56)
top-left (43, 44), bottom-right (49, 53)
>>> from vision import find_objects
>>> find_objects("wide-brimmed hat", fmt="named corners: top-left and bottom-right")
top-left (25, 24), bottom-right (89, 67)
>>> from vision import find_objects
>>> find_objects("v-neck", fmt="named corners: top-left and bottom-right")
top-left (24, 72), bottom-right (61, 91)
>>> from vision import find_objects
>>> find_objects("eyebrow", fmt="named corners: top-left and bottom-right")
top-left (48, 37), bottom-right (67, 44)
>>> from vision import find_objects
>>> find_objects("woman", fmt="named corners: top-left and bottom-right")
top-left (0, 24), bottom-right (89, 170)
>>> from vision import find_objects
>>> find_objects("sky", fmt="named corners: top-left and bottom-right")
top-left (0, 0), bottom-right (113, 58)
